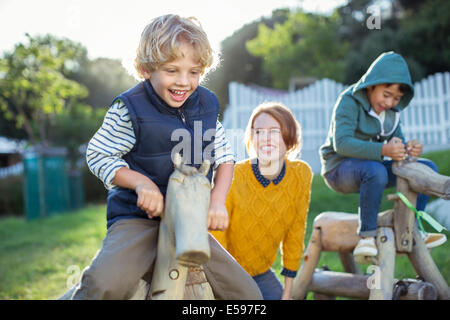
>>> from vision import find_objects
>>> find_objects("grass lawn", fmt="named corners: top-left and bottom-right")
top-left (0, 205), bottom-right (106, 299)
top-left (0, 149), bottom-right (449, 299)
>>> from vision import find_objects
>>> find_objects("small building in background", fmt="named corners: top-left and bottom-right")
top-left (0, 137), bottom-right (26, 178)
top-left (0, 136), bottom-right (25, 167)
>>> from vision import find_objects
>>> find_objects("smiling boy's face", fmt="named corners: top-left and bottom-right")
top-left (367, 84), bottom-right (404, 115)
top-left (144, 40), bottom-right (203, 108)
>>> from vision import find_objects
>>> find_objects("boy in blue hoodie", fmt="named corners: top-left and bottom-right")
top-left (319, 52), bottom-right (446, 261)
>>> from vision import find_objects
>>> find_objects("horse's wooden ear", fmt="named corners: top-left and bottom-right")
top-left (173, 152), bottom-right (182, 169)
top-left (199, 159), bottom-right (210, 176)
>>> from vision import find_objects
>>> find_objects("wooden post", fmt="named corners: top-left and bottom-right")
top-left (130, 280), bottom-right (151, 300)
top-left (369, 227), bottom-right (396, 300)
top-left (408, 225), bottom-right (450, 300)
top-left (339, 252), bottom-right (362, 275)
top-left (308, 271), bottom-right (369, 299)
top-left (149, 219), bottom-right (189, 300)
top-left (393, 279), bottom-right (437, 300)
top-left (307, 271), bottom-right (437, 300)
top-left (292, 227), bottom-right (322, 300)
top-left (393, 172), bottom-right (416, 252)
top-left (184, 266), bottom-right (215, 300)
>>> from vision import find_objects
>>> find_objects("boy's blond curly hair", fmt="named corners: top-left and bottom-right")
top-left (134, 14), bottom-right (215, 79)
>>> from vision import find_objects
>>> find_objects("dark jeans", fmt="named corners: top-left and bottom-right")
top-left (252, 269), bottom-right (283, 300)
top-left (324, 158), bottom-right (438, 237)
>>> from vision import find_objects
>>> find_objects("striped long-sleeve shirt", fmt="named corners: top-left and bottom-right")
top-left (86, 100), bottom-right (235, 190)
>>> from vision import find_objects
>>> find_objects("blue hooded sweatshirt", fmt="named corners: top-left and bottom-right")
top-left (319, 51), bottom-right (415, 175)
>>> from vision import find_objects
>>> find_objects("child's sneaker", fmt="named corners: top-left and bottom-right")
top-left (353, 237), bottom-right (377, 259)
top-left (420, 231), bottom-right (447, 249)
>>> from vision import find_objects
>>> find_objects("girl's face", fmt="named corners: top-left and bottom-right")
top-left (251, 112), bottom-right (287, 163)
top-left (367, 84), bottom-right (404, 115)
top-left (147, 41), bottom-right (203, 108)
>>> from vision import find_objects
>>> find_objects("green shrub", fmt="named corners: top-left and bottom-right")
top-left (81, 165), bottom-right (107, 204)
top-left (0, 175), bottom-right (24, 216)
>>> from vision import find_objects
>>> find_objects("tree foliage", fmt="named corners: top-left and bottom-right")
top-left (204, 9), bottom-right (289, 114)
top-left (72, 57), bottom-right (137, 109)
top-left (0, 34), bottom-right (137, 168)
top-left (398, 0), bottom-right (450, 78)
top-left (206, 0), bottom-right (450, 103)
top-left (246, 10), bottom-right (350, 88)
top-left (0, 34), bottom-right (89, 145)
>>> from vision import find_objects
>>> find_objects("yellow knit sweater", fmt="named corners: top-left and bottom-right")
top-left (211, 158), bottom-right (312, 277)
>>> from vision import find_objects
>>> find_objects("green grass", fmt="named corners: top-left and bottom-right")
top-left (0, 205), bottom-right (106, 299)
top-left (0, 149), bottom-right (449, 299)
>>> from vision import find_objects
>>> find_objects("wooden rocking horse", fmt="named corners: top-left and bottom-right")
top-left (146, 152), bottom-right (214, 300)
top-left (292, 152), bottom-right (450, 300)
top-left (60, 153), bottom-right (214, 300)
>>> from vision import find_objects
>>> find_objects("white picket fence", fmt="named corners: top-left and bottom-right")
top-left (222, 72), bottom-right (450, 173)
top-left (0, 162), bottom-right (23, 178)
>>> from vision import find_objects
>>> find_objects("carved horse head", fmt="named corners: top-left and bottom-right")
top-left (163, 153), bottom-right (211, 266)
top-left (393, 161), bottom-right (450, 200)
top-left (149, 153), bottom-right (213, 299)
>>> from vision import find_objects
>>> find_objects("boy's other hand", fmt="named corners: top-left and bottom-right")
top-left (135, 183), bottom-right (164, 219)
top-left (382, 137), bottom-right (406, 161)
top-left (207, 201), bottom-right (229, 231)
top-left (406, 140), bottom-right (422, 158)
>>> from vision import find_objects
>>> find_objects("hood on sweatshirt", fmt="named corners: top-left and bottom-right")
top-left (352, 51), bottom-right (414, 112)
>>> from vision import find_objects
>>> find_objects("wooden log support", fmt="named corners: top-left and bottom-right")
top-left (312, 210), bottom-right (393, 253)
top-left (290, 155), bottom-right (449, 301)
top-left (408, 225), bottom-right (450, 300)
top-left (308, 270), bottom-right (369, 299)
top-left (307, 271), bottom-right (437, 300)
top-left (393, 173), bottom-right (416, 252)
top-left (184, 266), bottom-right (215, 300)
top-left (339, 252), bottom-right (362, 275)
top-left (131, 267), bottom-right (214, 300)
top-left (369, 227), bottom-right (396, 300)
top-left (130, 280), bottom-right (151, 300)
top-left (149, 229), bottom-right (189, 300)
top-left (393, 161), bottom-right (450, 200)
top-left (393, 279), bottom-right (437, 300)
top-left (292, 227), bottom-right (322, 300)
top-left (313, 292), bottom-right (336, 300)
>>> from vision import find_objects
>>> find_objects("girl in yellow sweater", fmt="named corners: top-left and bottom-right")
top-left (211, 102), bottom-right (312, 300)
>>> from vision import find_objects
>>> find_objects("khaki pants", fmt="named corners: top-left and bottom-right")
top-left (63, 218), bottom-right (262, 300)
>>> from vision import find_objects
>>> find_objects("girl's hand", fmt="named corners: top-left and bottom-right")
top-left (135, 183), bottom-right (164, 219)
top-left (207, 201), bottom-right (229, 231)
top-left (406, 140), bottom-right (422, 158)
top-left (382, 137), bottom-right (406, 161)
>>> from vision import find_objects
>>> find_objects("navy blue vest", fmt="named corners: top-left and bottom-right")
top-left (106, 80), bottom-right (218, 228)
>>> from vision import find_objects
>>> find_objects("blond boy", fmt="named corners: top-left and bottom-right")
top-left (64, 14), bottom-right (261, 299)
